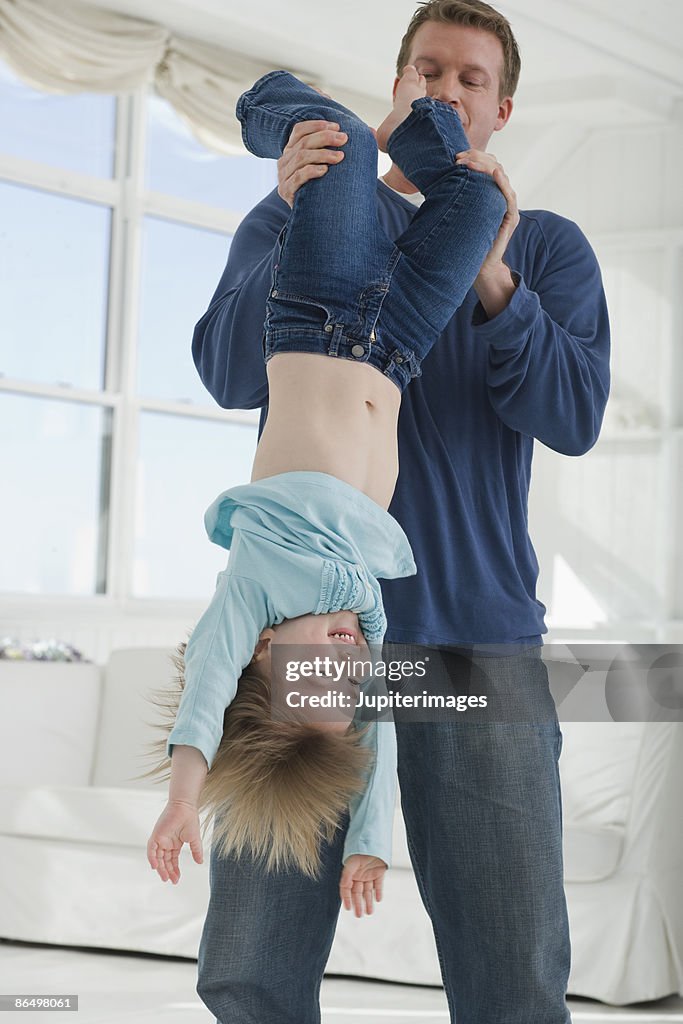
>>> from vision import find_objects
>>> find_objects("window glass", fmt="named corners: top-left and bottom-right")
top-left (145, 92), bottom-right (277, 211)
top-left (133, 411), bottom-right (258, 599)
top-left (0, 394), bottom-right (110, 595)
top-left (137, 215), bottom-right (234, 404)
top-left (0, 182), bottom-right (110, 389)
top-left (0, 59), bottom-right (115, 177)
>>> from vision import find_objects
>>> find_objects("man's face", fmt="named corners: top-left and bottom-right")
top-left (399, 21), bottom-right (513, 151)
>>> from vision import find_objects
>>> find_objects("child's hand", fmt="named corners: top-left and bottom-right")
top-left (339, 855), bottom-right (387, 917)
top-left (147, 800), bottom-right (204, 884)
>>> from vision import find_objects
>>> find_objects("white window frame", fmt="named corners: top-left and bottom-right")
top-left (0, 85), bottom-right (261, 618)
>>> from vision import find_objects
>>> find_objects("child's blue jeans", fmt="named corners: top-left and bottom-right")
top-left (235, 69), bottom-right (507, 390)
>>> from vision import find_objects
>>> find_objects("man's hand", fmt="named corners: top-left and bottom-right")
top-left (147, 799), bottom-right (204, 884)
top-left (339, 854), bottom-right (387, 918)
top-left (455, 148), bottom-right (519, 279)
top-left (277, 119), bottom-right (348, 208)
top-left (276, 83), bottom-right (380, 209)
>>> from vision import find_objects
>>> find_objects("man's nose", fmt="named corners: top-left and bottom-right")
top-left (431, 72), bottom-right (462, 109)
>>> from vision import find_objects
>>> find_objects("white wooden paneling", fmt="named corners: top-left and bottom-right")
top-left (526, 118), bottom-right (683, 640)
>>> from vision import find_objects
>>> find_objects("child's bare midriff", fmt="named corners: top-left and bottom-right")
top-left (251, 352), bottom-right (401, 509)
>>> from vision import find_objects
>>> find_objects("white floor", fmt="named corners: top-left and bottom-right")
top-left (1, 941), bottom-right (682, 1023)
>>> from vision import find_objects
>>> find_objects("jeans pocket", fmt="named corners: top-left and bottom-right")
top-left (266, 292), bottom-right (334, 332)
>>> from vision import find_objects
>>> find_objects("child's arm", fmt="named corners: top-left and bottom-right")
top-left (338, 690), bottom-right (397, 915)
top-left (166, 566), bottom-right (267, 769)
top-left (147, 565), bottom-right (269, 884)
top-left (169, 743), bottom-right (209, 803)
top-left (147, 744), bottom-right (207, 883)
top-left (339, 853), bottom-right (387, 917)
top-left (343, 715), bottom-right (397, 868)
top-left (336, 716), bottom-right (396, 917)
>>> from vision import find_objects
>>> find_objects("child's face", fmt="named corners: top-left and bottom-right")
top-left (271, 610), bottom-right (368, 651)
top-left (255, 612), bottom-right (369, 733)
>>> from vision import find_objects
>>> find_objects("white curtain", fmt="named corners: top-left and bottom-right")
top-left (0, 0), bottom-right (315, 153)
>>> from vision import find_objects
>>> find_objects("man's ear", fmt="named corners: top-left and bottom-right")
top-left (251, 627), bottom-right (275, 664)
top-left (495, 95), bottom-right (514, 131)
top-left (391, 75), bottom-right (400, 101)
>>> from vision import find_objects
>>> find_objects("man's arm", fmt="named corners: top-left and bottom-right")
top-left (193, 119), bottom-right (350, 410)
top-left (192, 195), bottom-right (288, 410)
top-left (474, 215), bottom-right (611, 456)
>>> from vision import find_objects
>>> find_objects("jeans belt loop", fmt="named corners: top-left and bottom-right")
top-left (328, 323), bottom-right (344, 356)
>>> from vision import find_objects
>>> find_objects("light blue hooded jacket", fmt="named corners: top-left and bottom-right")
top-left (167, 470), bottom-right (416, 866)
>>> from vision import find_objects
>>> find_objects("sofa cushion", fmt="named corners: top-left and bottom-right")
top-left (0, 785), bottom-right (173, 848)
top-left (0, 662), bottom-right (101, 786)
top-left (563, 824), bottom-right (624, 882)
top-left (91, 647), bottom-right (178, 789)
top-left (559, 722), bottom-right (646, 830)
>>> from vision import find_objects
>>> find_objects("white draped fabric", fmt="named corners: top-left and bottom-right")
top-left (0, 0), bottom-right (309, 153)
top-left (154, 34), bottom-right (277, 154)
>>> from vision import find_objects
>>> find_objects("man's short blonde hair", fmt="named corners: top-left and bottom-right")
top-left (138, 642), bottom-right (373, 878)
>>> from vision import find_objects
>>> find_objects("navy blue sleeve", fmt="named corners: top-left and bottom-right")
top-left (473, 214), bottom-right (611, 456)
top-left (192, 188), bottom-right (290, 410)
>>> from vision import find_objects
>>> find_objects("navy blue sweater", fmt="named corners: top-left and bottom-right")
top-left (192, 179), bottom-right (610, 646)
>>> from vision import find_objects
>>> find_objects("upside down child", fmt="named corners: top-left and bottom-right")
top-left (144, 65), bottom-right (507, 918)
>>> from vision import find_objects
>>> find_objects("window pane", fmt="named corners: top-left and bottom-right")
top-left (137, 216), bottom-right (233, 404)
top-left (0, 59), bottom-right (115, 177)
top-left (0, 394), bottom-right (110, 595)
top-left (133, 412), bottom-right (257, 599)
top-left (145, 93), bottom-right (277, 211)
top-left (0, 182), bottom-right (110, 390)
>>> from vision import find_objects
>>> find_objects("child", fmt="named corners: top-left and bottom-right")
top-left (145, 65), bottom-right (507, 918)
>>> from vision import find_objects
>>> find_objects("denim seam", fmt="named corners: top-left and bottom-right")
top-left (265, 325), bottom-right (337, 338)
top-left (362, 244), bottom-right (404, 339)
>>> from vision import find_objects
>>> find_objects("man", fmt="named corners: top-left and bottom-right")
top-left (192, 1), bottom-right (610, 1021)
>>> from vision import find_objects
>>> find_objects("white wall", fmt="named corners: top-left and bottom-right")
top-left (522, 120), bottom-right (683, 641)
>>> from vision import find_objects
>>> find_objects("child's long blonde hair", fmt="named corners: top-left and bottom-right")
top-left (136, 641), bottom-right (373, 878)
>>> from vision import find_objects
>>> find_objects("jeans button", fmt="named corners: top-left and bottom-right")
top-left (351, 344), bottom-right (365, 358)
top-left (324, 324), bottom-right (334, 333)
top-left (395, 355), bottom-right (403, 364)
top-left (271, 290), bottom-right (278, 297)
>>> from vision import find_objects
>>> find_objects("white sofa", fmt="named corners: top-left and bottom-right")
top-left (1, 648), bottom-right (682, 1004)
